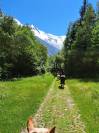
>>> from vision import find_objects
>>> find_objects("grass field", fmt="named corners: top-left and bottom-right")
top-left (66, 79), bottom-right (99, 133)
top-left (0, 75), bottom-right (99, 133)
top-left (0, 73), bottom-right (54, 133)
top-left (34, 80), bottom-right (86, 133)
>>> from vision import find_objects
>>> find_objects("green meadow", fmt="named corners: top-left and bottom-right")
top-left (0, 74), bottom-right (54, 133)
top-left (0, 75), bottom-right (99, 133)
top-left (66, 79), bottom-right (99, 133)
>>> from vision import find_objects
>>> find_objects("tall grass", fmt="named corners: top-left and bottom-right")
top-left (67, 79), bottom-right (99, 133)
top-left (0, 73), bottom-right (54, 133)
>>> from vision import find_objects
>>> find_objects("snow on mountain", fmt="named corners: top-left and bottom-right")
top-left (31, 25), bottom-right (65, 50)
top-left (14, 19), bottom-right (66, 55)
top-left (14, 19), bottom-right (23, 26)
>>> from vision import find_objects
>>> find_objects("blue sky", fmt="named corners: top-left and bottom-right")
top-left (0, 0), bottom-right (97, 35)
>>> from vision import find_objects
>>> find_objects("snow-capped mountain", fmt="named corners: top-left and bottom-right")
top-left (30, 25), bottom-right (65, 55)
top-left (14, 19), bottom-right (23, 26)
top-left (14, 19), bottom-right (65, 55)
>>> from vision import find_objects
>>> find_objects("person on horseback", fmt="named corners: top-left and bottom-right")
top-left (60, 70), bottom-right (65, 89)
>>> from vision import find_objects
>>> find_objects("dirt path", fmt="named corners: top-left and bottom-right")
top-left (21, 80), bottom-right (86, 133)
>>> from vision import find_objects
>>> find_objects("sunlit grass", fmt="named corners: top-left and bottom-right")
top-left (66, 79), bottom-right (99, 133)
top-left (0, 73), bottom-right (54, 133)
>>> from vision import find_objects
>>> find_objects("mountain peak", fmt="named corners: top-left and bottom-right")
top-left (30, 25), bottom-right (65, 50)
top-left (14, 19), bottom-right (65, 55)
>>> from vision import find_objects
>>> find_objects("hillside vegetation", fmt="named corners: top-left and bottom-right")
top-left (49, 1), bottom-right (99, 78)
top-left (0, 13), bottom-right (47, 80)
top-left (64, 0), bottom-right (99, 78)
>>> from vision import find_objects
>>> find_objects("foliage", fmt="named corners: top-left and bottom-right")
top-left (64, 1), bottom-right (99, 78)
top-left (91, 20), bottom-right (99, 49)
top-left (0, 13), bottom-right (47, 80)
top-left (47, 50), bottom-right (64, 76)
top-left (80, 0), bottom-right (87, 22)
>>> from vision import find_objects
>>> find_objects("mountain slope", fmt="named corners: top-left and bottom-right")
top-left (36, 36), bottom-right (59, 55)
top-left (14, 19), bottom-right (65, 55)
top-left (30, 25), bottom-right (65, 55)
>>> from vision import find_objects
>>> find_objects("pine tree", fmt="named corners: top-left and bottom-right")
top-left (80, 0), bottom-right (88, 22)
top-left (96, 1), bottom-right (99, 20)
top-left (84, 4), bottom-right (95, 27)
top-left (0, 9), bottom-right (3, 17)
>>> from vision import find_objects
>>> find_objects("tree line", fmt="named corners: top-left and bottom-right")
top-left (0, 0), bottom-right (99, 79)
top-left (0, 11), bottom-right (47, 80)
top-left (64, 0), bottom-right (99, 78)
